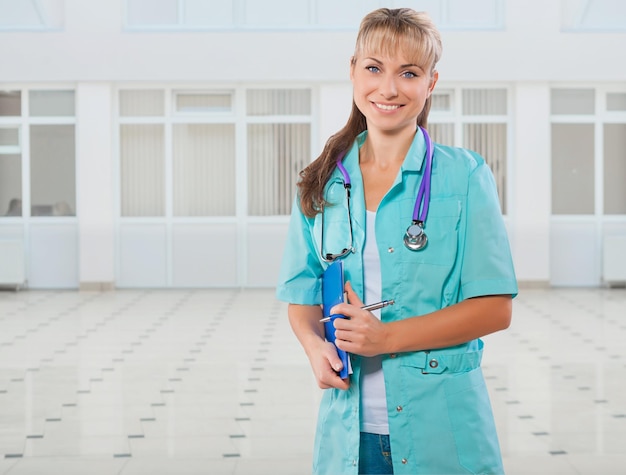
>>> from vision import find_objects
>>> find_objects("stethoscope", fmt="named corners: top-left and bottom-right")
top-left (320, 126), bottom-right (433, 262)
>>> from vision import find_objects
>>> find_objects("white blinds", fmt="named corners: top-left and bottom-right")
top-left (118, 87), bottom-right (311, 217)
top-left (430, 88), bottom-right (509, 213)
top-left (120, 124), bottom-right (165, 217)
top-left (173, 124), bottom-right (235, 216)
top-left (463, 123), bottom-right (507, 213)
top-left (246, 89), bottom-right (311, 116)
top-left (247, 123), bottom-right (310, 216)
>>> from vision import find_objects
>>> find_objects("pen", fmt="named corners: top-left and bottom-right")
top-left (320, 299), bottom-right (395, 322)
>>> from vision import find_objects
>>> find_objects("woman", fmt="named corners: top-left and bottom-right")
top-left (276, 8), bottom-right (517, 475)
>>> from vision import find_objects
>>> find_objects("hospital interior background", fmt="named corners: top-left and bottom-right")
top-left (0, 0), bottom-right (625, 474)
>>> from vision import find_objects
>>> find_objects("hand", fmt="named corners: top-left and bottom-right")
top-left (331, 281), bottom-right (391, 357)
top-left (307, 339), bottom-right (350, 391)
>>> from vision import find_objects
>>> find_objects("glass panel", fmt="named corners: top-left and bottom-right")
top-left (316, 0), bottom-right (381, 27)
top-left (185, 0), bottom-right (233, 26)
top-left (120, 124), bottom-right (165, 216)
top-left (431, 91), bottom-right (453, 112)
top-left (447, 0), bottom-right (501, 28)
top-left (428, 123), bottom-right (454, 146)
top-left (244, 0), bottom-right (310, 27)
top-left (119, 90), bottom-right (164, 116)
top-left (30, 125), bottom-right (76, 216)
top-left (0, 91), bottom-right (21, 116)
top-left (0, 0), bottom-right (64, 28)
top-left (29, 90), bottom-right (75, 117)
top-left (0, 128), bottom-right (19, 146)
top-left (551, 88), bottom-right (595, 115)
top-left (551, 123), bottom-right (594, 215)
top-left (607, 92), bottom-right (626, 112)
top-left (175, 92), bottom-right (232, 113)
top-left (603, 124), bottom-right (626, 215)
top-left (126, 0), bottom-right (178, 26)
top-left (462, 89), bottom-right (507, 115)
top-left (173, 124), bottom-right (236, 216)
top-left (247, 89), bottom-right (311, 116)
top-left (0, 154), bottom-right (22, 217)
top-left (248, 123), bottom-right (310, 216)
top-left (561, 0), bottom-right (626, 31)
top-left (464, 123), bottom-right (507, 213)
top-left (0, 0), bottom-right (38, 26)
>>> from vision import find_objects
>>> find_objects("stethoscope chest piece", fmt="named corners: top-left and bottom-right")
top-left (404, 221), bottom-right (428, 251)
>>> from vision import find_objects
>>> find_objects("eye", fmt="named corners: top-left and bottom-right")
top-left (366, 65), bottom-right (381, 73)
top-left (401, 71), bottom-right (418, 79)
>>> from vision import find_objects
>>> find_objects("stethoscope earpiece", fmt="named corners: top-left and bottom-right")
top-left (404, 221), bottom-right (428, 251)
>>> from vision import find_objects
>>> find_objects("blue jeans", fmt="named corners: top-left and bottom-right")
top-left (359, 432), bottom-right (394, 475)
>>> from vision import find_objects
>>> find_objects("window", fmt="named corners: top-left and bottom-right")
top-left (173, 123), bottom-right (235, 216)
top-left (120, 124), bottom-right (165, 217)
top-left (124, 0), bottom-right (504, 30)
top-left (246, 89), bottom-right (311, 216)
top-left (0, 91), bottom-right (21, 116)
top-left (603, 124), bottom-right (626, 215)
top-left (0, 89), bottom-right (75, 218)
top-left (561, 0), bottom-right (626, 31)
top-left (117, 87), bottom-right (310, 218)
top-left (551, 123), bottom-right (595, 215)
top-left (30, 125), bottom-right (76, 216)
top-left (0, 0), bottom-right (64, 30)
top-left (429, 87), bottom-right (510, 213)
top-left (550, 86), bottom-right (626, 215)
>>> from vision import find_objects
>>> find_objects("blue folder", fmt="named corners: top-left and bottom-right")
top-left (322, 261), bottom-right (350, 379)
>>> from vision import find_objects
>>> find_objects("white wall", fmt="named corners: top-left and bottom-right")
top-left (2, 0), bottom-right (625, 84)
top-left (2, 0), bottom-right (626, 288)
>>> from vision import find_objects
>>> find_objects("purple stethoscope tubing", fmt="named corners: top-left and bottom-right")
top-left (413, 126), bottom-right (432, 224)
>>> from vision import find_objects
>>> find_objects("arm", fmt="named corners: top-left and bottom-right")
top-left (332, 282), bottom-right (511, 356)
top-left (288, 303), bottom-right (350, 390)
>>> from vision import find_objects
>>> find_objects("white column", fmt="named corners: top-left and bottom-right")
top-left (511, 83), bottom-right (551, 284)
top-left (76, 83), bottom-right (115, 290)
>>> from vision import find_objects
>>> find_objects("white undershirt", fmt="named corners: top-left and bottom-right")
top-left (360, 210), bottom-right (389, 434)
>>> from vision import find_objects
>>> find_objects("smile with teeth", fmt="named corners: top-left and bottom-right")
top-left (374, 102), bottom-right (401, 111)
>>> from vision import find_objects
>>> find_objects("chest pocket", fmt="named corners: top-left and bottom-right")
top-left (398, 198), bottom-right (461, 266)
top-left (312, 180), bottom-right (352, 262)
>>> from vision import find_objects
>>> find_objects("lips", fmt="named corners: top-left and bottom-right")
top-left (374, 102), bottom-right (401, 111)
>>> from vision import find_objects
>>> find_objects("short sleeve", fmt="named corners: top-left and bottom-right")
top-left (460, 157), bottom-right (518, 300)
top-left (275, 194), bottom-right (324, 305)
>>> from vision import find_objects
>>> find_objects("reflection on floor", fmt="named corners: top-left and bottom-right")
top-left (0, 287), bottom-right (625, 474)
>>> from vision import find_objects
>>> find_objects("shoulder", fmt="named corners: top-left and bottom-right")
top-left (433, 143), bottom-right (486, 173)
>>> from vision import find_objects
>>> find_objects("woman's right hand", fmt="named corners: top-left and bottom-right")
top-left (308, 339), bottom-right (350, 390)
top-left (287, 303), bottom-right (350, 391)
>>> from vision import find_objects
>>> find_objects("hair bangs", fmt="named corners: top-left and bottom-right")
top-left (354, 9), bottom-right (442, 73)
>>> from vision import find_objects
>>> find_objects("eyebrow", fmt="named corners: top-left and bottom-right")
top-left (364, 57), bottom-right (421, 70)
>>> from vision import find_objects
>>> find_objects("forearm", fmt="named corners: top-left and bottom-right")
top-left (287, 303), bottom-right (326, 357)
top-left (384, 295), bottom-right (512, 353)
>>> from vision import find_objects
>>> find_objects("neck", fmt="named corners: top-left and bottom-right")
top-left (360, 126), bottom-right (417, 168)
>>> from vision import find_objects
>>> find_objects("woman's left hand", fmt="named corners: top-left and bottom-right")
top-left (331, 281), bottom-right (390, 357)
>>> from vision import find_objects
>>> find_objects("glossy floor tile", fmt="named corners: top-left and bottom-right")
top-left (0, 287), bottom-right (625, 474)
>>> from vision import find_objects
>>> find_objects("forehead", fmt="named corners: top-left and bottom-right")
top-left (355, 27), bottom-right (433, 70)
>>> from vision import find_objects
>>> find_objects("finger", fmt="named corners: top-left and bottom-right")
top-left (344, 281), bottom-right (364, 307)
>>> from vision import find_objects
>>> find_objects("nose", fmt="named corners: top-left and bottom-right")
top-left (379, 73), bottom-right (398, 99)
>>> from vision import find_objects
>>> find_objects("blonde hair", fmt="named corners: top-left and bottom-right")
top-left (297, 8), bottom-right (442, 217)
top-left (354, 8), bottom-right (442, 75)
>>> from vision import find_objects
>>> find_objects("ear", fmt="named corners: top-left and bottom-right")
top-left (349, 56), bottom-right (356, 82)
top-left (428, 70), bottom-right (439, 97)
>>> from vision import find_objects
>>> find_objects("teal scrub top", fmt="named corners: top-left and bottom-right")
top-left (276, 130), bottom-right (518, 475)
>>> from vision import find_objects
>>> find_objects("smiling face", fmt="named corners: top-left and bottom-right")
top-left (350, 48), bottom-right (438, 136)
top-left (349, 9), bottom-right (442, 135)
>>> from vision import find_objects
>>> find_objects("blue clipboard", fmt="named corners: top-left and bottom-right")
top-left (322, 261), bottom-right (350, 379)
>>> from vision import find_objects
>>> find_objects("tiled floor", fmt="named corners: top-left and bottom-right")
top-left (0, 287), bottom-right (625, 475)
